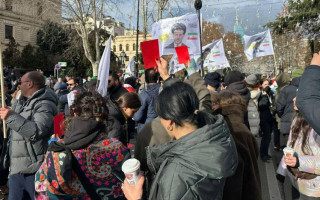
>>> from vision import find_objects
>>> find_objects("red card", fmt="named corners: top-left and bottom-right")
top-left (54, 113), bottom-right (65, 137)
top-left (140, 39), bottom-right (160, 69)
top-left (175, 46), bottom-right (190, 64)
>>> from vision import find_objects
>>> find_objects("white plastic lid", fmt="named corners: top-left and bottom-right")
top-left (122, 158), bottom-right (141, 173)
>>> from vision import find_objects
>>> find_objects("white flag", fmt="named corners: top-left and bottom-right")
top-left (125, 57), bottom-right (135, 78)
top-left (97, 37), bottom-right (111, 97)
top-left (244, 29), bottom-right (274, 61)
top-left (168, 53), bottom-right (186, 74)
top-left (203, 39), bottom-right (229, 66)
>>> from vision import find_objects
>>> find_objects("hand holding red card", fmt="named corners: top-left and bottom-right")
top-left (140, 39), bottom-right (160, 69)
top-left (54, 113), bottom-right (65, 137)
top-left (175, 46), bottom-right (190, 64)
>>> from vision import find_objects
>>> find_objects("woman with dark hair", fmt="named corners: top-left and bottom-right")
top-left (122, 58), bottom-right (238, 200)
top-left (277, 97), bottom-right (320, 199)
top-left (258, 78), bottom-right (275, 162)
top-left (35, 91), bottom-right (129, 199)
top-left (213, 90), bottom-right (261, 200)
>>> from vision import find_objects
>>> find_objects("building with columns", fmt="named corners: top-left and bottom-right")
top-left (0, 0), bottom-right (62, 50)
top-left (112, 31), bottom-right (152, 71)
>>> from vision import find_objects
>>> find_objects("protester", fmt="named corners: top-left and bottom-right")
top-left (123, 76), bottom-right (237, 199)
top-left (214, 90), bottom-right (261, 200)
top-left (274, 72), bottom-right (291, 150)
top-left (245, 74), bottom-right (261, 137)
top-left (59, 77), bottom-right (83, 115)
top-left (108, 73), bottom-right (128, 102)
top-left (133, 68), bottom-right (160, 133)
top-left (276, 69), bottom-right (302, 149)
top-left (258, 78), bottom-right (275, 162)
top-left (0, 71), bottom-right (58, 200)
top-left (204, 71), bottom-right (221, 92)
top-left (35, 91), bottom-right (129, 199)
top-left (107, 92), bottom-right (141, 146)
top-left (296, 52), bottom-right (320, 134)
top-left (277, 97), bottom-right (320, 199)
top-left (53, 77), bottom-right (63, 94)
top-left (224, 70), bottom-right (251, 129)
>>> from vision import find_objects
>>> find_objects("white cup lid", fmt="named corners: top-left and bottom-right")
top-left (122, 158), bottom-right (141, 173)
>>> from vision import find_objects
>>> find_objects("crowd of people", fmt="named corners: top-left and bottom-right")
top-left (0, 52), bottom-right (320, 200)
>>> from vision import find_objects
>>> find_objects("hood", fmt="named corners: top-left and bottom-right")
top-left (22, 86), bottom-right (58, 108)
top-left (227, 81), bottom-right (250, 102)
top-left (250, 89), bottom-right (261, 100)
top-left (145, 83), bottom-right (160, 94)
top-left (276, 73), bottom-right (291, 88)
top-left (147, 113), bottom-right (238, 179)
top-left (220, 104), bottom-right (245, 123)
top-left (290, 77), bottom-right (300, 87)
top-left (64, 117), bottom-right (104, 150)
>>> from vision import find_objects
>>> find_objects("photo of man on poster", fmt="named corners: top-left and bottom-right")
top-left (165, 23), bottom-right (187, 49)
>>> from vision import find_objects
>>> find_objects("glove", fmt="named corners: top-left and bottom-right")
top-left (276, 174), bottom-right (285, 183)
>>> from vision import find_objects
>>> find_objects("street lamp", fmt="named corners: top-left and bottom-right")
top-left (194, 0), bottom-right (204, 77)
top-left (120, 50), bottom-right (127, 71)
top-left (135, 0), bottom-right (140, 77)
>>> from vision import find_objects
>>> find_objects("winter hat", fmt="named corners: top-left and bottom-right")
top-left (59, 83), bottom-right (67, 90)
top-left (291, 69), bottom-right (304, 79)
top-left (224, 70), bottom-right (243, 86)
top-left (205, 72), bottom-right (221, 89)
top-left (245, 74), bottom-right (258, 86)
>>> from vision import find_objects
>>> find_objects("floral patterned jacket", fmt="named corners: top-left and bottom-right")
top-left (35, 133), bottom-right (129, 200)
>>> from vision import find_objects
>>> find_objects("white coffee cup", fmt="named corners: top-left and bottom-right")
top-left (121, 158), bottom-right (141, 185)
top-left (283, 147), bottom-right (295, 157)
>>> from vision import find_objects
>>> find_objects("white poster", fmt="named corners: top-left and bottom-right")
top-left (152, 13), bottom-right (201, 56)
top-left (168, 54), bottom-right (186, 74)
top-left (203, 39), bottom-right (228, 66)
top-left (244, 29), bottom-right (274, 61)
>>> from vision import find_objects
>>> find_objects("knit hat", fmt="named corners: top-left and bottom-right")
top-left (205, 72), bottom-right (221, 89)
top-left (291, 69), bottom-right (304, 79)
top-left (245, 74), bottom-right (258, 86)
top-left (59, 83), bottom-right (67, 90)
top-left (224, 70), bottom-right (243, 86)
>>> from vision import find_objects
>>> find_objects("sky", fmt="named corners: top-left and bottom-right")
top-left (110, 0), bottom-right (284, 35)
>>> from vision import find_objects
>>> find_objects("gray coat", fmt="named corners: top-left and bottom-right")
top-left (146, 113), bottom-right (238, 200)
top-left (248, 90), bottom-right (261, 136)
top-left (7, 87), bottom-right (58, 175)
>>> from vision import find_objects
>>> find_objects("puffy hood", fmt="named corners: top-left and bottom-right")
top-left (276, 73), bottom-right (291, 89)
top-left (227, 81), bottom-right (250, 103)
top-left (147, 113), bottom-right (238, 179)
top-left (250, 89), bottom-right (261, 101)
top-left (21, 86), bottom-right (58, 108)
top-left (290, 77), bottom-right (300, 87)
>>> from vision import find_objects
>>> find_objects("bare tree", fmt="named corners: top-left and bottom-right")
top-left (62, 0), bottom-right (118, 76)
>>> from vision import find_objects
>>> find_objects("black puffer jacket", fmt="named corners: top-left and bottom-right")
top-left (146, 112), bottom-right (238, 200)
top-left (276, 77), bottom-right (300, 133)
top-left (296, 65), bottom-right (320, 134)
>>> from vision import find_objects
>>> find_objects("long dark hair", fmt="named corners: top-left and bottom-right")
top-left (116, 92), bottom-right (141, 109)
top-left (290, 112), bottom-right (312, 155)
top-left (154, 82), bottom-right (199, 127)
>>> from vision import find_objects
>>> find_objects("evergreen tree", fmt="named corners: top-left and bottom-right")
top-left (266, 0), bottom-right (320, 38)
top-left (20, 44), bottom-right (37, 69)
top-left (2, 37), bottom-right (21, 69)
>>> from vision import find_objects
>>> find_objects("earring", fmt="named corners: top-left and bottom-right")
top-left (166, 125), bottom-right (173, 131)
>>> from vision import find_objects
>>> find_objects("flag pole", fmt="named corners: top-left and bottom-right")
top-left (0, 38), bottom-right (7, 138)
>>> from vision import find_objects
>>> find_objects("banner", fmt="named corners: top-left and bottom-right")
top-left (97, 37), bottom-right (111, 97)
top-left (169, 54), bottom-right (186, 74)
top-left (125, 57), bottom-right (135, 78)
top-left (203, 39), bottom-right (229, 66)
top-left (152, 13), bottom-right (201, 56)
top-left (244, 29), bottom-right (274, 61)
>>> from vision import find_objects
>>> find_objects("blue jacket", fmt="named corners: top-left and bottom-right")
top-left (134, 83), bottom-right (160, 133)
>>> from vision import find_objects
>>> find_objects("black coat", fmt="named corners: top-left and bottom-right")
top-left (258, 92), bottom-right (273, 122)
top-left (276, 77), bottom-right (300, 134)
top-left (109, 85), bottom-right (128, 102)
top-left (296, 65), bottom-right (320, 134)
